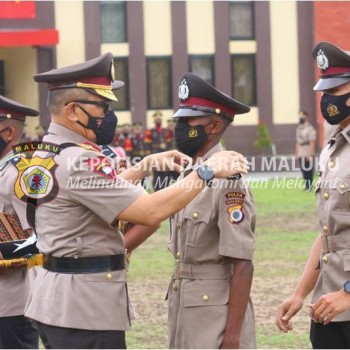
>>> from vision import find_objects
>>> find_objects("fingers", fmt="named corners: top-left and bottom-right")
top-left (275, 306), bottom-right (294, 333)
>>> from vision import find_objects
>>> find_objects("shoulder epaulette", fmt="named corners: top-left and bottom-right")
top-left (0, 153), bottom-right (21, 172)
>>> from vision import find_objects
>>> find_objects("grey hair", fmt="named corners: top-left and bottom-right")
top-left (1, 118), bottom-right (25, 138)
top-left (47, 88), bottom-right (92, 115)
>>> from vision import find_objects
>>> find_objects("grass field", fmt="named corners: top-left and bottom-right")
top-left (126, 176), bottom-right (319, 349)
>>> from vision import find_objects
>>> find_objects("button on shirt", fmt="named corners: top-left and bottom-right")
top-left (313, 124), bottom-right (350, 322)
top-left (25, 123), bottom-right (145, 331)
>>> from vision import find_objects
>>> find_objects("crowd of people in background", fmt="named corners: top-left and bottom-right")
top-left (112, 111), bottom-right (179, 191)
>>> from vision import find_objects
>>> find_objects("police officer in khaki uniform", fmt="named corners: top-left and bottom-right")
top-left (167, 73), bottom-right (256, 349)
top-left (23, 53), bottom-right (249, 349)
top-left (295, 109), bottom-right (317, 191)
top-left (276, 42), bottom-right (350, 348)
top-left (0, 96), bottom-right (39, 348)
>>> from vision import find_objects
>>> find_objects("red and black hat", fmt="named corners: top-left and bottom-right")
top-left (173, 73), bottom-right (250, 120)
top-left (0, 95), bottom-right (38, 121)
top-left (34, 53), bottom-right (124, 102)
top-left (313, 41), bottom-right (350, 91)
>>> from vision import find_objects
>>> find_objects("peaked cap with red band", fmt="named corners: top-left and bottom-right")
top-left (173, 72), bottom-right (250, 120)
top-left (313, 42), bottom-right (350, 91)
top-left (0, 95), bottom-right (38, 122)
top-left (34, 52), bottom-right (124, 102)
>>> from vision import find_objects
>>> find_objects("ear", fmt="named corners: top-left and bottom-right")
top-left (64, 102), bottom-right (79, 122)
top-left (6, 125), bottom-right (16, 142)
top-left (209, 118), bottom-right (224, 135)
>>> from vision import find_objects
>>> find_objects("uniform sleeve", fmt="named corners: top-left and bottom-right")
top-left (66, 151), bottom-right (145, 226)
top-left (215, 179), bottom-right (256, 260)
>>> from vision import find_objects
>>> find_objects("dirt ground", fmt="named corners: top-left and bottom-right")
top-left (128, 212), bottom-right (318, 348)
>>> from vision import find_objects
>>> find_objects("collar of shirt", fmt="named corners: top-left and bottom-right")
top-left (182, 143), bottom-right (224, 178)
top-left (341, 123), bottom-right (350, 145)
top-left (47, 122), bottom-right (90, 144)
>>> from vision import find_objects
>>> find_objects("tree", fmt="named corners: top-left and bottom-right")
top-left (254, 122), bottom-right (272, 154)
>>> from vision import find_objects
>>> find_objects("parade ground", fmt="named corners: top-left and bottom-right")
top-left (126, 175), bottom-right (318, 349)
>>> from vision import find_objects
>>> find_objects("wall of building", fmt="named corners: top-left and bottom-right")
top-left (314, 1), bottom-right (350, 148)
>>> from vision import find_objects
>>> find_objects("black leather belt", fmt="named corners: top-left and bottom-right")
top-left (43, 254), bottom-right (125, 274)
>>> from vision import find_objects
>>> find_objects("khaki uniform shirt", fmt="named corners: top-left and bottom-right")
top-left (0, 152), bottom-right (36, 317)
top-left (313, 124), bottom-right (350, 322)
top-left (25, 123), bottom-right (145, 330)
top-left (167, 145), bottom-right (256, 349)
top-left (296, 122), bottom-right (316, 157)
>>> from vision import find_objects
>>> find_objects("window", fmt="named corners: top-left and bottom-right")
top-left (231, 55), bottom-right (256, 106)
top-left (112, 58), bottom-right (129, 111)
top-left (100, 1), bottom-right (127, 43)
top-left (189, 55), bottom-right (214, 85)
top-left (147, 57), bottom-right (172, 109)
top-left (229, 1), bottom-right (254, 40)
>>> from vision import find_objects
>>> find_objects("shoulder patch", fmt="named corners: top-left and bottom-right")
top-left (228, 205), bottom-right (244, 224)
top-left (86, 157), bottom-right (117, 180)
top-left (225, 191), bottom-right (245, 206)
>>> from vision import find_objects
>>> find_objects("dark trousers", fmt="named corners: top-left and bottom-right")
top-left (310, 320), bottom-right (350, 349)
top-left (35, 321), bottom-right (126, 349)
top-left (0, 315), bottom-right (39, 349)
top-left (299, 157), bottom-right (314, 191)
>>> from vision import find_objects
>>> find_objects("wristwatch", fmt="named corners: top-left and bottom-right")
top-left (194, 164), bottom-right (215, 186)
top-left (344, 281), bottom-right (350, 294)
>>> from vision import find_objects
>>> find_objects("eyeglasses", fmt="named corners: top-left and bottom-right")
top-left (72, 100), bottom-right (111, 114)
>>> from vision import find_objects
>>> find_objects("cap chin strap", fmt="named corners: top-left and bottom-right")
top-left (179, 105), bottom-right (234, 122)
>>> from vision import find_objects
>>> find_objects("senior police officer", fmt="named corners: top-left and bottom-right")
top-left (23, 53), bottom-right (248, 349)
top-left (167, 73), bottom-right (256, 349)
top-left (0, 96), bottom-right (39, 348)
top-left (276, 41), bottom-right (350, 348)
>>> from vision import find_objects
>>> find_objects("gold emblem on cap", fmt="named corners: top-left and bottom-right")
top-left (188, 128), bottom-right (198, 138)
top-left (6, 114), bottom-right (11, 119)
top-left (327, 103), bottom-right (339, 118)
top-left (316, 49), bottom-right (329, 70)
top-left (215, 108), bottom-right (221, 114)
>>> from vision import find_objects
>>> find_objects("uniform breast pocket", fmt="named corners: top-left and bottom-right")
top-left (330, 177), bottom-right (350, 215)
top-left (182, 206), bottom-right (213, 247)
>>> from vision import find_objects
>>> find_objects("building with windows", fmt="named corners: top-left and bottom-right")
top-left (0, 1), bottom-right (349, 154)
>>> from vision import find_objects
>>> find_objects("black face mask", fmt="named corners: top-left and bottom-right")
top-left (77, 106), bottom-right (118, 145)
top-left (174, 119), bottom-right (209, 157)
top-left (299, 117), bottom-right (306, 124)
top-left (321, 92), bottom-right (350, 125)
top-left (0, 127), bottom-right (9, 154)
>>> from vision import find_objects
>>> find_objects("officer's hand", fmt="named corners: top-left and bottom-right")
top-left (145, 150), bottom-right (191, 173)
top-left (276, 296), bottom-right (303, 333)
top-left (310, 290), bottom-right (350, 325)
top-left (204, 151), bottom-right (248, 178)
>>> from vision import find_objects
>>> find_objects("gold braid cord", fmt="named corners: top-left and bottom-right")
top-left (0, 253), bottom-right (43, 269)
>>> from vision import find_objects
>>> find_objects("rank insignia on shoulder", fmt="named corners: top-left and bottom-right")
top-left (227, 205), bottom-right (244, 224)
top-left (79, 142), bottom-right (100, 152)
top-left (87, 157), bottom-right (117, 180)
